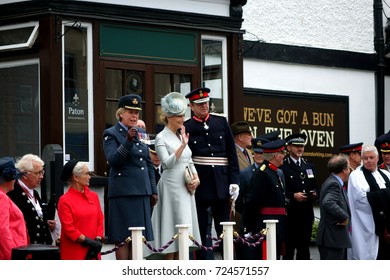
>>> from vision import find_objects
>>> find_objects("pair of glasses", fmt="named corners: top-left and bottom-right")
top-left (29, 170), bottom-right (45, 176)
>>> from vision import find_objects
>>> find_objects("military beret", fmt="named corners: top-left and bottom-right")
top-left (60, 160), bottom-right (79, 182)
top-left (118, 94), bottom-right (142, 110)
top-left (185, 87), bottom-right (210, 104)
top-left (339, 142), bottom-right (363, 154)
top-left (285, 133), bottom-right (307, 145)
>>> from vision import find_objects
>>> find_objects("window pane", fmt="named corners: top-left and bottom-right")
top-left (64, 26), bottom-right (89, 161)
top-left (154, 73), bottom-right (191, 134)
top-left (0, 63), bottom-right (39, 157)
top-left (202, 39), bottom-right (224, 114)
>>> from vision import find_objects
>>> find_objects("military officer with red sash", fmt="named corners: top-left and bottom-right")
top-left (244, 139), bottom-right (287, 259)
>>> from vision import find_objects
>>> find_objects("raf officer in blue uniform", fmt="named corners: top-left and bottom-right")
top-left (103, 94), bottom-right (158, 260)
top-left (184, 87), bottom-right (240, 260)
top-left (244, 139), bottom-right (287, 259)
top-left (280, 133), bottom-right (317, 260)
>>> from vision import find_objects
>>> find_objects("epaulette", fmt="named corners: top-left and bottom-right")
top-left (209, 112), bottom-right (227, 118)
top-left (301, 158), bottom-right (307, 164)
top-left (260, 164), bottom-right (267, 171)
top-left (284, 157), bottom-right (291, 164)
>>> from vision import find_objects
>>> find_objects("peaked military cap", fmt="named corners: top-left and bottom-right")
top-left (118, 94), bottom-right (142, 110)
top-left (251, 137), bottom-right (269, 153)
top-left (258, 130), bottom-right (280, 141)
top-left (262, 139), bottom-right (286, 153)
top-left (339, 142), bottom-right (363, 154)
top-left (185, 87), bottom-right (210, 104)
top-left (148, 140), bottom-right (157, 154)
top-left (285, 133), bottom-right (307, 145)
top-left (380, 138), bottom-right (390, 153)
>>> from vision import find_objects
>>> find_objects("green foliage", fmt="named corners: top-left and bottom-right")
top-left (311, 217), bottom-right (319, 242)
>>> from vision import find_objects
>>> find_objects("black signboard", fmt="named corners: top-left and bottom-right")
top-left (243, 88), bottom-right (349, 185)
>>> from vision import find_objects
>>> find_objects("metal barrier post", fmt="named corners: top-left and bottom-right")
top-left (176, 224), bottom-right (190, 260)
top-left (129, 227), bottom-right (145, 260)
top-left (263, 219), bottom-right (278, 260)
top-left (221, 221), bottom-right (235, 260)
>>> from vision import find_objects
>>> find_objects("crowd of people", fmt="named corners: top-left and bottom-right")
top-left (1, 86), bottom-right (390, 261)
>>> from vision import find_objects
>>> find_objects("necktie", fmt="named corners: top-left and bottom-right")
top-left (243, 149), bottom-right (251, 164)
top-left (154, 167), bottom-right (161, 183)
top-left (296, 160), bottom-right (300, 167)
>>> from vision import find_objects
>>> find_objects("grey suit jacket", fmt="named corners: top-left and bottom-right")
top-left (316, 174), bottom-right (351, 248)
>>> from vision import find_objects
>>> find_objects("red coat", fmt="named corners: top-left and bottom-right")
top-left (58, 186), bottom-right (104, 260)
top-left (0, 190), bottom-right (28, 260)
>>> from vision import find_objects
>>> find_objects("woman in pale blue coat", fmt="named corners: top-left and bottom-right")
top-left (145, 92), bottom-right (201, 260)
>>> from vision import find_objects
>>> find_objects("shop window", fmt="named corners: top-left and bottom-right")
top-left (201, 36), bottom-right (228, 115)
top-left (0, 60), bottom-right (39, 157)
top-left (62, 22), bottom-right (94, 170)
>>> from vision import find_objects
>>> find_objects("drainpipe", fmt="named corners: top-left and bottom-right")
top-left (373, 0), bottom-right (385, 137)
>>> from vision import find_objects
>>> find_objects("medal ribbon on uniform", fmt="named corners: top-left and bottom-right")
top-left (193, 114), bottom-right (210, 130)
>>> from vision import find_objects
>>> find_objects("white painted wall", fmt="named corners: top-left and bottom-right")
top-left (242, 0), bottom-right (374, 53)
top-left (242, 0), bottom-right (390, 142)
top-left (77, 0), bottom-right (230, 17)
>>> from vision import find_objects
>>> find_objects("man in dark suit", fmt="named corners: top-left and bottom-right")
top-left (280, 133), bottom-right (318, 260)
top-left (148, 140), bottom-right (162, 184)
top-left (184, 87), bottom-right (240, 260)
top-left (7, 154), bottom-right (56, 245)
top-left (316, 154), bottom-right (351, 260)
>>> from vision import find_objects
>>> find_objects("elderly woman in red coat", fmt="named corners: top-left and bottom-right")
top-left (58, 160), bottom-right (104, 260)
top-left (0, 157), bottom-right (28, 260)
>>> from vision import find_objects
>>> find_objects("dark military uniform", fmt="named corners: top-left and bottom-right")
top-left (244, 160), bottom-right (286, 259)
top-left (184, 113), bottom-right (239, 258)
top-left (280, 156), bottom-right (317, 260)
top-left (8, 182), bottom-right (53, 244)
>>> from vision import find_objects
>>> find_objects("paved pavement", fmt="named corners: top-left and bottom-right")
top-left (101, 244), bottom-right (320, 260)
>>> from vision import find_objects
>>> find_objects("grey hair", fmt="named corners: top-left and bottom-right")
top-left (361, 145), bottom-right (378, 157)
top-left (73, 162), bottom-right (87, 177)
top-left (263, 152), bottom-right (277, 161)
top-left (16, 154), bottom-right (44, 172)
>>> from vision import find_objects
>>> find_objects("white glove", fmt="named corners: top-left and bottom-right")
top-left (229, 184), bottom-right (240, 201)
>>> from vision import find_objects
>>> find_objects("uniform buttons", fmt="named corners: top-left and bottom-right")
top-left (211, 153), bottom-right (214, 156)
top-left (27, 200), bottom-right (31, 204)
top-left (136, 143), bottom-right (139, 146)
top-left (118, 173), bottom-right (122, 176)
top-left (139, 150), bottom-right (142, 152)
top-left (36, 233), bottom-right (40, 237)
top-left (22, 192), bottom-right (26, 196)
top-left (37, 225), bottom-right (40, 228)
top-left (212, 165), bottom-right (215, 168)
top-left (140, 158), bottom-right (143, 161)
top-left (220, 136), bottom-right (223, 139)
top-left (208, 144), bottom-right (211, 146)
top-left (206, 133), bottom-right (209, 135)
top-left (32, 208), bottom-right (35, 211)
top-left (141, 167), bottom-right (145, 170)
top-left (194, 141), bottom-right (197, 144)
top-left (35, 216), bottom-right (39, 220)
